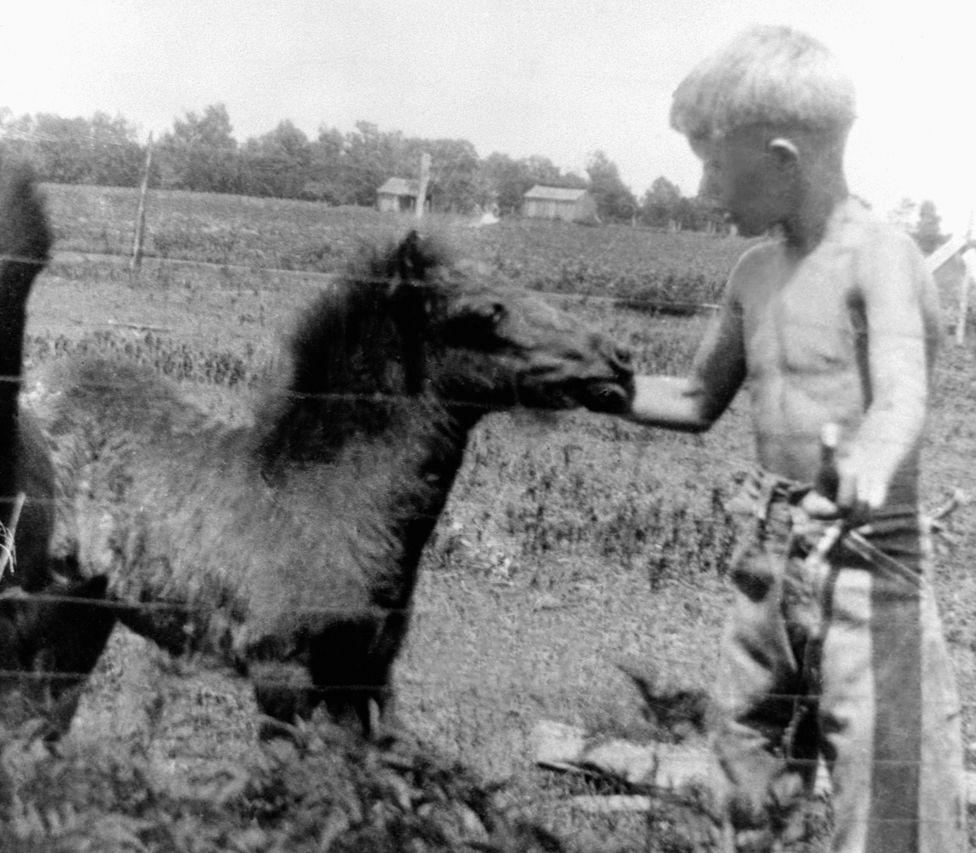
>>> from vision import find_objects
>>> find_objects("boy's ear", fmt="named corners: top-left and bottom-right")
top-left (768, 137), bottom-right (800, 166)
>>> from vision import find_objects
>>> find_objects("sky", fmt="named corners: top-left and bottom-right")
top-left (2, 0), bottom-right (974, 234)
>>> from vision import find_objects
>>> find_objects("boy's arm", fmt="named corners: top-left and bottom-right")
top-left (836, 230), bottom-right (934, 511)
top-left (627, 282), bottom-right (746, 432)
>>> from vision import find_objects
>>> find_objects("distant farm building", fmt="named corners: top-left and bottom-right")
top-left (376, 177), bottom-right (429, 213)
top-left (522, 185), bottom-right (597, 222)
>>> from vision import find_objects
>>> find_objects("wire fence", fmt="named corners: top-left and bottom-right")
top-left (3, 110), bottom-right (974, 853)
top-left (0, 241), bottom-right (970, 590)
top-left (0, 190), bottom-right (974, 852)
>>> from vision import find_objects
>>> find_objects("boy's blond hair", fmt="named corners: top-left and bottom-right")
top-left (670, 26), bottom-right (856, 142)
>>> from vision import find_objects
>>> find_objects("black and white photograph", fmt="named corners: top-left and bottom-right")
top-left (0, 1), bottom-right (973, 850)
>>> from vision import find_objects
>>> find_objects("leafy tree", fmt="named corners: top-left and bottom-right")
top-left (339, 121), bottom-right (403, 206)
top-left (675, 195), bottom-right (713, 231)
top-left (640, 176), bottom-right (682, 227)
top-left (87, 112), bottom-right (145, 186)
top-left (559, 171), bottom-right (588, 189)
top-left (521, 155), bottom-right (564, 189)
top-left (913, 200), bottom-right (947, 255)
top-left (25, 114), bottom-right (91, 183)
top-left (424, 138), bottom-right (481, 212)
top-left (0, 109), bottom-right (30, 162)
top-left (157, 104), bottom-right (239, 194)
top-left (585, 150), bottom-right (636, 222)
top-left (303, 126), bottom-right (347, 203)
top-left (238, 120), bottom-right (312, 198)
top-left (477, 153), bottom-right (524, 215)
top-left (0, 110), bottom-right (144, 186)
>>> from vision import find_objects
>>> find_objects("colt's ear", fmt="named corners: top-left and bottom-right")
top-left (394, 229), bottom-right (438, 282)
top-left (395, 229), bottom-right (421, 278)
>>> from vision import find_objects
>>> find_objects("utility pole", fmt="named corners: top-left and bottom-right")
top-left (130, 132), bottom-right (154, 277)
top-left (415, 152), bottom-right (430, 219)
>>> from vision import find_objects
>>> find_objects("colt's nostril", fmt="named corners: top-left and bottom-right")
top-left (615, 346), bottom-right (632, 366)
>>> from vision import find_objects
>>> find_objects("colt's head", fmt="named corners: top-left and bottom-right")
top-left (410, 251), bottom-right (634, 414)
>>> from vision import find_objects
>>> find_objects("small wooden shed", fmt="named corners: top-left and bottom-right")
top-left (522, 185), bottom-right (596, 222)
top-left (376, 177), bottom-right (429, 213)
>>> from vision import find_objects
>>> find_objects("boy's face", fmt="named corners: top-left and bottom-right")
top-left (692, 127), bottom-right (797, 237)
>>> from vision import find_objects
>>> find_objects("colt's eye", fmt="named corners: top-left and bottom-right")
top-left (482, 302), bottom-right (507, 326)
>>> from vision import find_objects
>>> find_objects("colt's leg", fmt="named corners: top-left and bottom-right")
top-left (308, 618), bottom-right (387, 737)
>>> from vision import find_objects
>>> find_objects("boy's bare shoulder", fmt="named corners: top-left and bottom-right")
top-left (838, 201), bottom-right (928, 287)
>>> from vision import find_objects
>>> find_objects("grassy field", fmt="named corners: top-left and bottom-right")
top-left (5, 184), bottom-right (976, 851)
top-left (44, 183), bottom-right (745, 305)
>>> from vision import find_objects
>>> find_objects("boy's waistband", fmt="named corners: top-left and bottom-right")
top-left (726, 468), bottom-right (920, 527)
top-left (727, 470), bottom-right (928, 585)
top-left (724, 469), bottom-right (807, 520)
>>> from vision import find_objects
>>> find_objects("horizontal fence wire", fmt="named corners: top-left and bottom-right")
top-left (6, 651), bottom-right (976, 708)
top-left (8, 247), bottom-right (970, 338)
top-left (9, 247), bottom-right (723, 313)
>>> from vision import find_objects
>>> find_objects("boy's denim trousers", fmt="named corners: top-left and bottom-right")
top-left (715, 469), bottom-right (964, 852)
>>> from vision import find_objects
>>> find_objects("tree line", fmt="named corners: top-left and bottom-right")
top-left (0, 104), bottom-right (727, 228)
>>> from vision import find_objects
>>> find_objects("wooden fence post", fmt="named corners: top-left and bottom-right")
top-left (130, 132), bottom-right (154, 276)
top-left (415, 152), bottom-right (430, 220)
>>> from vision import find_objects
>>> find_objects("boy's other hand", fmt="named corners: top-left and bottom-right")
top-left (834, 456), bottom-right (889, 516)
top-left (800, 489), bottom-right (840, 519)
top-left (800, 457), bottom-right (889, 520)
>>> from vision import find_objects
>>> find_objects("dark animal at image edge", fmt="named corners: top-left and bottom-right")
top-left (0, 157), bottom-right (114, 734)
top-left (32, 227), bottom-right (633, 735)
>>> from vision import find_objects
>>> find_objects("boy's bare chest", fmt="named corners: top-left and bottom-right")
top-left (741, 249), bottom-right (862, 378)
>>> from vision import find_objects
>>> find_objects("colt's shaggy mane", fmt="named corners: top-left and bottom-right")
top-left (255, 234), bottom-right (452, 469)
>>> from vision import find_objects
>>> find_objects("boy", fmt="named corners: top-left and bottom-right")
top-left (626, 26), bottom-right (964, 852)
